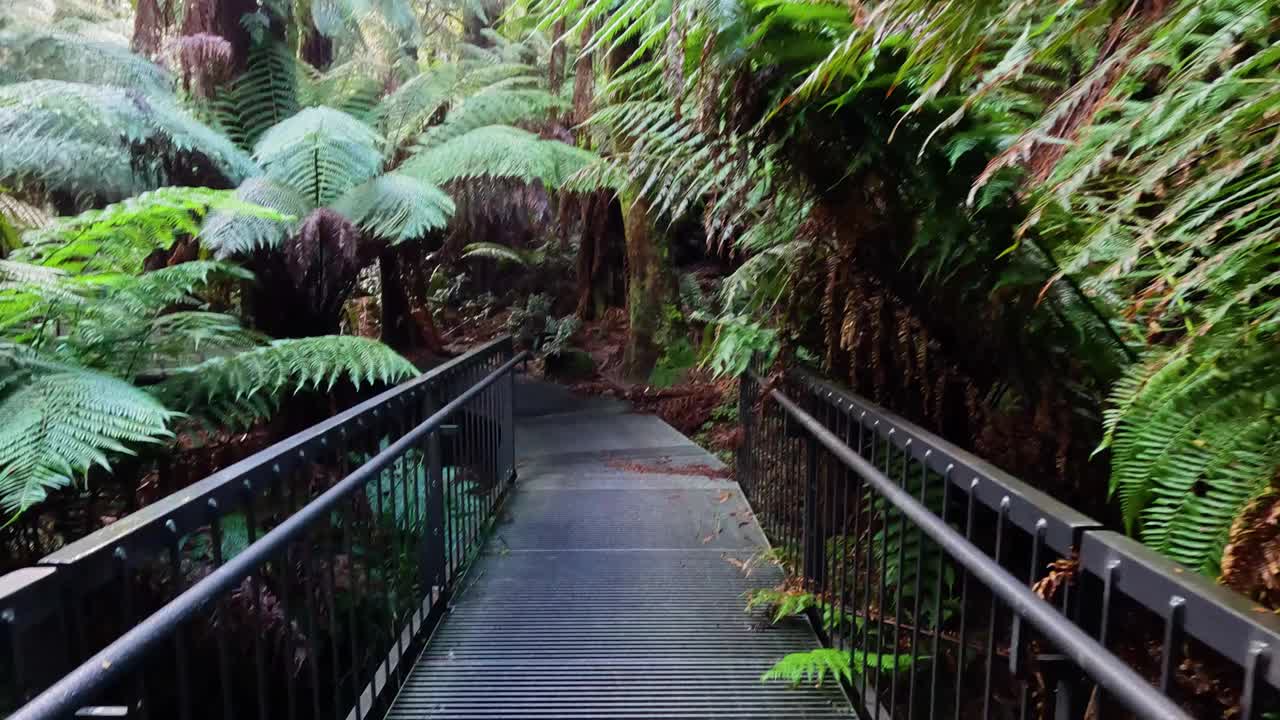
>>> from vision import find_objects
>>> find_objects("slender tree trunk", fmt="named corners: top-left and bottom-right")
top-left (570, 21), bottom-right (595, 139)
top-left (548, 19), bottom-right (567, 94)
top-left (300, 21), bottom-right (334, 69)
top-left (131, 0), bottom-right (172, 58)
top-left (620, 190), bottom-right (678, 382)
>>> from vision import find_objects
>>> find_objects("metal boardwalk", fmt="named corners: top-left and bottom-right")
top-left (388, 383), bottom-right (850, 719)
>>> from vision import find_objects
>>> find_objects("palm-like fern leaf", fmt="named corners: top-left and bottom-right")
top-left (418, 88), bottom-right (568, 149)
top-left (16, 187), bottom-right (285, 273)
top-left (0, 80), bottom-right (256, 200)
top-left (200, 178), bottom-right (311, 256)
top-left (401, 124), bottom-right (600, 188)
top-left (0, 28), bottom-right (172, 94)
top-left (154, 336), bottom-right (418, 426)
top-left (0, 356), bottom-right (176, 516)
top-left (330, 173), bottom-right (454, 244)
top-left (215, 41), bottom-right (302, 150)
top-left (254, 106), bottom-right (384, 207)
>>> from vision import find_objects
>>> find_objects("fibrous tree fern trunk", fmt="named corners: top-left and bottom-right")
top-left (249, 208), bottom-right (364, 338)
top-left (180, 0), bottom-right (261, 72)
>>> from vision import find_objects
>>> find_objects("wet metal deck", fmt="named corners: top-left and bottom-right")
top-left (388, 381), bottom-right (850, 718)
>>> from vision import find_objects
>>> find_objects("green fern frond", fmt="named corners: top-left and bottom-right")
top-left (461, 241), bottom-right (532, 265)
top-left (298, 59), bottom-right (384, 121)
top-left (254, 106), bottom-right (384, 207)
top-left (0, 80), bottom-right (256, 200)
top-left (0, 28), bottom-right (172, 94)
top-left (401, 124), bottom-right (600, 188)
top-left (16, 187), bottom-right (286, 273)
top-left (761, 649), bottom-right (852, 686)
top-left (418, 88), bottom-right (568, 150)
top-left (373, 65), bottom-right (462, 150)
top-left (201, 177), bottom-right (310, 256)
top-left (154, 336), bottom-right (418, 426)
top-left (330, 173), bottom-right (454, 244)
top-left (0, 359), bottom-right (176, 517)
top-left (0, 192), bottom-right (51, 231)
top-left (216, 41), bottom-right (302, 149)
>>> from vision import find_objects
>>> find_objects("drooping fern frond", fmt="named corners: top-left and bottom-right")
top-left (762, 648), bottom-right (918, 686)
top-left (154, 335), bottom-right (418, 426)
top-left (0, 27), bottom-right (173, 95)
top-left (1110, 343), bottom-right (1280, 575)
top-left (200, 177), bottom-right (311, 256)
top-left (373, 65), bottom-right (463, 151)
top-left (761, 649), bottom-right (853, 686)
top-left (330, 173), bottom-right (454, 244)
top-left (16, 187), bottom-right (287, 273)
top-left (253, 106), bottom-right (385, 207)
top-left (417, 88), bottom-right (568, 149)
top-left (0, 80), bottom-right (256, 200)
top-left (401, 124), bottom-right (600, 188)
top-left (298, 59), bottom-right (385, 122)
top-left (0, 353), bottom-right (176, 516)
top-left (461, 241), bottom-right (533, 265)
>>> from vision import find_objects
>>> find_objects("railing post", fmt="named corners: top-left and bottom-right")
top-left (803, 432), bottom-right (823, 588)
top-left (502, 363), bottom-right (516, 485)
top-left (421, 397), bottom-right (447, 597)
top-left (737, 371), bottom-right (754, 495)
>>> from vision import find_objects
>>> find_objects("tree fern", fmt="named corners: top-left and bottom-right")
top-left (330, 173), bottom-right (454, 244)
top-left (253, 106), bottom-right (384, 207)
top-left (154, 336), bottom-right (418, 426)
top-left (0, 27), bottom-right (172, 94)
top-left (0, 353), bottom-right (176, 516)
top-left (215, 40), bottom-right (302, 149)
top-left (417, 88), bottom-right (568, 150)
top-left (16, 186), bottom-right (286, 273)
top-left (200, 178), bottom-right (311, 256)
top-left (401, 124), bottom-right (600, 188)
top-left (0, 80), bottom-right (256, 200)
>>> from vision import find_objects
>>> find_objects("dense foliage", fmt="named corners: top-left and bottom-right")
top-left (522, 0), bottom-right (1280, 595)
top-left (0, 0), bottom-right (1276, 610)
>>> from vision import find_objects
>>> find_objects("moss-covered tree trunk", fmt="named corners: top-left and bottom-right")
top-left (620, 190), bottom-right (679, 383)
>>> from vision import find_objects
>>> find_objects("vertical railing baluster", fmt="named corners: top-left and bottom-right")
top-left (207, 502), bottom-right (234, 720)
top-left (982, 498), bottom-right (1010, 720)
top-left (906, 454), bottom-right (929, 720)
top-left (928, 464), bottom-right (952, 720)
top-left (165, 520), bottom-right (193, 720)
top-left (953, 481), bottom-right (978, 720)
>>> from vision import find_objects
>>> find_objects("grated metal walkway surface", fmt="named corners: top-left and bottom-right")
top-left (388, 380), bottom-right (850, 719)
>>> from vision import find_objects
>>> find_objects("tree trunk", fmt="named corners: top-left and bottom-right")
top-left (379, 245), bottom-right (418, 351)
top-left (249, 209), bottom-right (362, 338)
top-left (548, 19), bottom-right (567, 94)
top-left (620, 190), bottom-right (678, 383)
top-left (300, 21), bottom-right (334, 69)
top-left (463, 0), bottom-right (506, 47)
top-left (131, 0), bottom-right (172, 58)
top-left (571, 21), bottom-right (595, 138)
top-left (574, 192), bottom-right (624, 319)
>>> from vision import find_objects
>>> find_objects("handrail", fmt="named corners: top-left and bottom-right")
top-left (782, 365), bottom-right (1280, 712)
top-left (763, 384), bottom-right (1191, 719)
top-left (42, 335), bottom-right (514, 572)
top-left (8, 350), bottom-right (528, 720)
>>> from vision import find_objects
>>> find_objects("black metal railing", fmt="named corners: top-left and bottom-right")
top-left (1, 337), bottom-right (524, 720)
top-left (738, 363), bottom-right (1280, 719)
